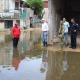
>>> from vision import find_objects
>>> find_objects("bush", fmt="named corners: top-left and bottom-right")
top-left (26, 0), bottom-right (44, 19)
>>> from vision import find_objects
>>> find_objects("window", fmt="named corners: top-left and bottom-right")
top-left (15, 2), bottom-right (19, 10)
top-left (4, 0), bottom-right (9, 12)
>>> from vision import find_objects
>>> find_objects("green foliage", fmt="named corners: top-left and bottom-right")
top-left (26, 0), bottom-right (44, 18)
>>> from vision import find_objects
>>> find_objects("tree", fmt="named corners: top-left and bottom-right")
top-left (26, 0), bottom-right (44, 19)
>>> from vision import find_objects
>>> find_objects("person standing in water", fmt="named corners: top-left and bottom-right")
top-left (42, 19), bottom-right (49, 47)
top-left (11, 23), bottom-right (21, 48)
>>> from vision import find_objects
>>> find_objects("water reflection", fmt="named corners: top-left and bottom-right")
top-left (0, 48), bottom-right (47, 80)
top-left (62, 52), bottom-right (69, 72)
top-left (0, 32), bottom-right (12, 48)
top-left (0, 30), bottom-right (41, 52)
top-left (0, 30), bottom-right (80, 80)
top-left (0, 32), bottom-right (5, 43)
top-left (18, 30), bottom-right (41, 53)
top-left (40, 49), bottom-right (48, 73)
top-left (12, 49), bottom-right (21, 70)
top-left (0, 47), bottom-right (80, 80)
top-left (0, 45), bottom-right (13, 66)
top-left (46, 51), bottom-right (80, 80)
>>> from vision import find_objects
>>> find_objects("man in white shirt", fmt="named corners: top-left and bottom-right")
top-left (42, 19), bottom-right (49, 47)
top-left (63, 18), bottom-right (70, 46)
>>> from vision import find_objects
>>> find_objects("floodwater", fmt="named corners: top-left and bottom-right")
top-left (0, 30), bottom-right (80, 80)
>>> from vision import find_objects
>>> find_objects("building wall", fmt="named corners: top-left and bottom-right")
top-left (20, 8), bottom-right (34, 29)
top-left (9, 0), bottom-right (15, 12)
top-left (43, 8), bottom-right (48, 21)
top-left (0, 0), bottom-right (20, 29)
top-left (0, 22), bottom-right (4, 30)
top-left (43, 1), bottom-right (48, 8)
top-left (48, 0), bottom-right (63, 44)
top-left (0, 0), bottom-right (15, 12)
top-left (43, 0), bottom-right (48, 21)
top-left (0, 0), bottom-right (4, 12)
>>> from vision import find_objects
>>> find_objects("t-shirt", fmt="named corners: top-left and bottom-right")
top-left (63, 21), bottom-right (70, 33)
top-left (70, 23), bottom-right (79, 35)
top-left (11, 26), bottom-right (21, 38)
top-left (42, 22), bottom-right (49, 31)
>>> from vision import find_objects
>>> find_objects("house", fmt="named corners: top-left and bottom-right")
top-left (0, 0), bottom-right (20, 29)
top-left (20, 0), bottom-right (34, 29)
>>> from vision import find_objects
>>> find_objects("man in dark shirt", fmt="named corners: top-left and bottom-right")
top-left (70, 18), bottom-right (79, 49)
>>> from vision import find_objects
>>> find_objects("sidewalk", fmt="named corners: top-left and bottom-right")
top-left (47, 35), bottom-right (80, 52)
top-left (47, 46), bottom-right (80, 52)
top-left (47, 39), bottom-right (80, 52)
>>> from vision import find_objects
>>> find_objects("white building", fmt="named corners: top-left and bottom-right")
top-left (0, 0), bottom-right (20, 30)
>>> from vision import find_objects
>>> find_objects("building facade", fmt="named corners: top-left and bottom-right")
top-left (0, 0), bottom-right (20, 29)
top-left (20, 0), bottom-right (34, 29)
top-left (43, 0), bottom-right (48, 21)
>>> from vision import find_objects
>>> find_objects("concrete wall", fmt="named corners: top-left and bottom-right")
top-left (48, 0), bottom-right (57, 44)
top-left (48, 0), bottom-right (80, 44)
top-left (48, 0), bottom-right (63, 44)
top-left (0, 0), bottom-right (15, 12)
top-left (0, 0), bottom-right (4, 12)
top-left (43, 8), bottom-right (48, 21)
top-left (0, 22), bottom-right (4, 30)
top-left (9, 0), bottom-right (15, 12)
top-left (43, 0), bottom-right (48, 21)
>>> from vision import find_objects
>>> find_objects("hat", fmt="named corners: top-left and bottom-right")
top-left (42, 19), bottom-right (45, 21)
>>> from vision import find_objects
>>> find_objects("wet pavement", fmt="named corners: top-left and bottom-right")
top-left (0, 30), bottom-right (80, 80)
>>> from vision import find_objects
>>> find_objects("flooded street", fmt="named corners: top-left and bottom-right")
top-left (0, 30), bottom-right (80, 80)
